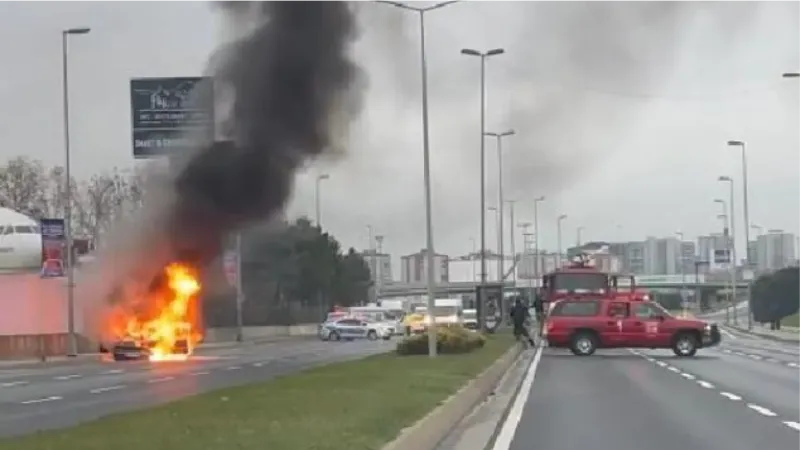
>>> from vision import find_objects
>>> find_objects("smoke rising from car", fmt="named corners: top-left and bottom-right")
top-left (79, 1), bottom-right (364, 341)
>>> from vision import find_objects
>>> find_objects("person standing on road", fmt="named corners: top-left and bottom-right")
top-left (510, 298), bottom-right (536, 347)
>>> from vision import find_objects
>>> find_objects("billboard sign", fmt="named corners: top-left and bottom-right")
top-left (476, 283), bottom-right (503, 333)
top-left (39, 218), bottom-right (65, 278)
top-left (130, 77), bottom-right (214, 158)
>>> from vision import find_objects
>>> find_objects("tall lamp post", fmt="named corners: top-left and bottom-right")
top-left (557, 214), bottom-right (567, 267)
top-left (533, 196), bottom-right (545, 279)
top-left (727, 140), bottom-right (752, 329)
top-left (485, 130), bottom-right (515, 282)
top-left (62, 26), bottom-right (91, 357)
top-left (488, 206), bottom-right (500, 279)
top-left (461, 47), bottom-right (505, 286)
top-left (719, 176), bottom-right (738, 325)
top-left (314, 174), bottom-right (329, 229)
top-left (714, 198), bottom-right (731, 324)
top-left (377, 0), bottom-right (459, 357)
top-left (506, 199), bottom-right (517, 285)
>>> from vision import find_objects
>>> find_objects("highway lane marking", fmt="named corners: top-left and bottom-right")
top-left (148, 376), bottom-right (175, 384)
top-left (697, 380), bottom-right (715, 389)
top-left (679, 373), bottom-right (696, 380)
top-left (104, 369), bottom-right (124, 375)
top-left (748, 354), bottom-right (762, 360)
top-left (54, 374), bottom-right (82, 380)
top-left (788, 362), bottom-right (798, 368)
top-left (90, 385), bottom-right (125, 394)
top-left (746, 404), bottom-right (778, 417)
top-left (190, 371), bottom-right (210, 376)
top-left (1, 381), bottom-right (29, 387)
top-left (225, 366), bottom-right (242, 371)
top-left (720, 392), bottom-right (742, 401)
top-left (783, 421), bottom-right (800, 431)
top-left (491, 346), bottom-right (543, 450)
top-left (720, 329), bottom-right (737, 339)
top-left (655, 361), bottom-right (668, 368)
top-left (20, 396), bottom-right (61, 405)
top-left (667, 366), bottom-right (680, 373)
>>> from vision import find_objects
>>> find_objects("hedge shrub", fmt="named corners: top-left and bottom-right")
top-left (396, 325), bottom-right (486, 356)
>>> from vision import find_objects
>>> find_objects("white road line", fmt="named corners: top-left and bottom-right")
top-left (748, 354), bottom-right (762, 360)
top-left (746, 404), bottom-right (777, 417)
top-left (765, 358), bottom-right (779, 363)
top-left (105, 369), bottom-right (124, 375)
top-left (720, 329), bottom-right (737, 339)
top-left (148, 376), bottom-right (174, 384)
top-left (782, 421), bottom-right (800, 431)
top-left (20, 396), bottom-right (61, 405)
top-left (55, 374), bottom-right (82, 381)
top-left (667, 366), bottom-right (680, 373)
top-left (491, 347), bottom-right (543, 450)
top-left (788, 362), bottom-right (799, 368)
top-left (720, 392), bottom-right (742, 401)
top-left (190, 371), bottom-right (210, 376)
top-left (656, 361), bottom-right (668, 367)
top-left (225, 366), bottom-right (242, 371)
top-left (697, 380), bottom-right (715, 389)
top-left (90, 385), bottom-right (125, 394)
top-left (1, 381), bottom-right (29, 387)
top-left (680, 373), bottom-right (696, 380)
top-left (252, 362), bottom-right (264, 367)
top-left (722, 349), bottom-right (732, 353)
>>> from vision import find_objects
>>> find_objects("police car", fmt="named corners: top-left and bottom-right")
top-left (319, 317), bottom-right (394, 341)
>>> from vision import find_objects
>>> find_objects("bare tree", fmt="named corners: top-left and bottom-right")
top-left (0, 156), bottom-right (48, 217)
top-left (74, 168), bottom-right (134, 247)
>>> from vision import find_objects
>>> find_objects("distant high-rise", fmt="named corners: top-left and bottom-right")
top-left (400, 249), bottom-right (448, 284)
top-left (361, 249), bottom-right (393, 286)
top-left (755, 230), bottom-right (796, 272)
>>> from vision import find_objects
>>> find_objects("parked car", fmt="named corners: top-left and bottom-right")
top-left (319, 318), bottom-right (394, 341)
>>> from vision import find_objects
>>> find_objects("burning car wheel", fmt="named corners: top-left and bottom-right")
top-left (367, 330), bottom-right (378, 341)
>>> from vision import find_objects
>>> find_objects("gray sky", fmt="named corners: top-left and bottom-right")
top-left (0, 1), bottom-right (797, 263)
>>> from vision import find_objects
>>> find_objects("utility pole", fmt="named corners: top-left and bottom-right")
top-left (533, 196), bottom-right (545, 280)
top-left (375, 235), bottom-right (384, 302)
top-left (557, 214), bottom-right (567, 267)
top-left (507, 200), bottom-right (516, 286)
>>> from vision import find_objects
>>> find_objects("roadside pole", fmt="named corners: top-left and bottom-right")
top-left (234, 233), bottom-right (244, 342)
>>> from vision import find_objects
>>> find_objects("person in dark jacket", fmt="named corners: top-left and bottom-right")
top-left (510, 298), bottom-right (536, 347)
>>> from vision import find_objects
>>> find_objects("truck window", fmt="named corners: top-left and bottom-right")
top-left (633, 303), bottom-right (666, 319)
top-left (550, 301), bottom-right (599, 317)
top-left (606, 302), bottom-right (630, 318)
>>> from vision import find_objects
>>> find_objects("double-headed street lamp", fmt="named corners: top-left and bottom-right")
top-left (718, 175), bottom-right (738, 326)
top-left (485, 129), bottom-right (515, 282)
top-left (727, 140), bottom-right (752, 329)
top-left (62, 26), bottom-right (91, 358)
top-left (377, 0), bottom-right (459, 358)
top-left (461, 47), bottom-right (505, 287)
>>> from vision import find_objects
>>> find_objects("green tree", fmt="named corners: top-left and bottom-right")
top-left (750, 267), bottom-right (799, 329)
top-left (236, 217), bottom-right (372, 325)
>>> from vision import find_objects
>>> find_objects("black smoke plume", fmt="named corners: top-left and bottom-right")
top-left (169, 1), bottom-right (362, 265)
top-left (79, 1), bottom-right (363, 340)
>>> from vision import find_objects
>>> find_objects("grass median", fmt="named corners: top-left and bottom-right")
top-left (2, 333), bottom-right (515, 450)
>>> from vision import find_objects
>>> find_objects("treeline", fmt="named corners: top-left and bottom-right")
top-left (751, 266), bottom-right (799, 329)
top-left (204, 217), bottom-right (373, 327)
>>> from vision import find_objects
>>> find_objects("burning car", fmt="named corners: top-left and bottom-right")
top-left (106, 263), bottom-right (203, 362)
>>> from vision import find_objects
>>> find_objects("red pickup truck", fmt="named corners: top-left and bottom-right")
top-left (543, 297), bottom-right (720, 357)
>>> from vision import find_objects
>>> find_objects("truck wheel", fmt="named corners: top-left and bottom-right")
top-left (569, 332), bottom-right (597, 356)
top-left (672, 333), bottom-right (698, 357)
top-left (367, 330), bottom-right (378, 341)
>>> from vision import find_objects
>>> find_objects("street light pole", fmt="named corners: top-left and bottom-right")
top-left (375, 235), bottom-right (384, 301)
top-left (62, 26), bottom-right (91, 357)
top-left (728, 140), bottom-right (752, 329)
top-left (507, 200), bottom-right (516, 285)
top-left (676, 231), bottom-right (687, 316)
top-left (533, 196), bottom-right (545, 279)
top-left (714, 198), bottom-right (731, 324)
top-left (557, 214), bottom-right (567, 267)
top-left (461, 47), bottom-right (505, 287)
top-left (719, 176), bottom-right (738, 325)
top-left (485, 130), bottom-right (515, 283)
top-left (315, 174), bottom-right (329, 229)
top-left (378, 0), bottom-right (459, 358)
top-left (488, 206), bottom-right (500, 279)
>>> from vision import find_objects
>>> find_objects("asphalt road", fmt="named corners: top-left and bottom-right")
top-left (492, 332), bottom-right (799, 450)
top-left (0, 338), bottom-right (392, 438)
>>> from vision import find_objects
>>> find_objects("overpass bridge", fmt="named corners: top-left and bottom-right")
top-left (377, 274), bottom-right (749, 299)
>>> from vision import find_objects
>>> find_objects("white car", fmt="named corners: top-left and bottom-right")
top-left (319, 318), bottom-right (393, 341)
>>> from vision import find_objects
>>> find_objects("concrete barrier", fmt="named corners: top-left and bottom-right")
top-left (381, 343), bottom-right (524, 450)
top-left (204, 324), bottom-right (319, 343)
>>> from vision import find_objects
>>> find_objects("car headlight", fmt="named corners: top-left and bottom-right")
top-left (704, 323), bottom-right (711, 332)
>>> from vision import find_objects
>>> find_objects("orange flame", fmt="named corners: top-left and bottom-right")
top-left (109, 263), bottom-right (203, 362)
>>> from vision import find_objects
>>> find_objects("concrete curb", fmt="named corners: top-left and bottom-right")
top-left (381, 343), bottom-right (524, 450)
top-left (724, 325), bottom-right (800, 343)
